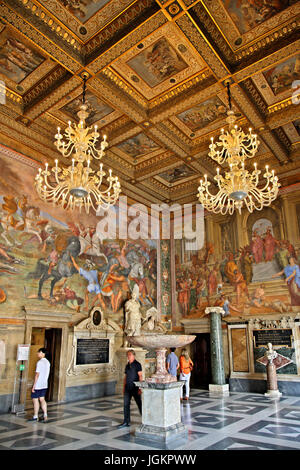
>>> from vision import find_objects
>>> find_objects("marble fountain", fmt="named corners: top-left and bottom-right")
top-left (127, 334), bottom-right (196, 444)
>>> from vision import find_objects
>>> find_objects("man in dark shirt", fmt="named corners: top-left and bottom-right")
top-left (118, 349), bottom-right (143, 428)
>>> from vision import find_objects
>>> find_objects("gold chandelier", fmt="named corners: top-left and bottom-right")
top-left (35, 76), bottom-right (121, 214)
top-left (197, 82), bottom-right (280, 215)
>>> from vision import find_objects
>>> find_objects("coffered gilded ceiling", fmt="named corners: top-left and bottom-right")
top-left (0, 0), bottom-right (299, 208)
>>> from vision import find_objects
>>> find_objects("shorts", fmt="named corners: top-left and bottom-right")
top-left (31, 388), bottom-right (47, 399)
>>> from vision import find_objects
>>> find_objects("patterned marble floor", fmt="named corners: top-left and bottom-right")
top-left (0, 389), bottom-right (300, 450)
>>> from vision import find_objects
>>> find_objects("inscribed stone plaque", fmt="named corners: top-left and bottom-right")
top-left (231, 328), bottom-right (249, 372)
top-left (76, 338), bottom-right (109, 365)
top-left (253, 329), bottom-right (292, 348)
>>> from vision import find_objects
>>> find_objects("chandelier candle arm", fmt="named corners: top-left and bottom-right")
top-left (35, 78), bottom-right (121, 214)
top-left (197, 81), bottom-right (279, 215)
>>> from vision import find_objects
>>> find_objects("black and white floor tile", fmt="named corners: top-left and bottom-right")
top-left (0, 389), bottom-right (299, 450)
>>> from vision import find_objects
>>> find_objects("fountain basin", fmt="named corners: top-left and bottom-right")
top-left (127, 334), bottom-right (195, 384)
top-left (127, 334), bottom-right (195, 350)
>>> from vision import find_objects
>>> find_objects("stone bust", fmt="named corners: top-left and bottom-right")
top-left (123, 292), bottom-right (142, 347)
top-left (266, 343), bottom-right (278, 363)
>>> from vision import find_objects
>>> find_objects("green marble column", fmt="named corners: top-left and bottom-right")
top-left (205, 307), bottom-right (228, 393)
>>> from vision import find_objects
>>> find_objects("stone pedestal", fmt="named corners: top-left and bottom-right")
top-left (116, 347), bottom-right (147, 394)
top-left (134, 381), bottom-right (187, 443)
top-left (205, 307), bottom-right (229, 395)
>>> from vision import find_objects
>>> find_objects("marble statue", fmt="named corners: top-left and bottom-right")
top-left (123, 292), bottom-right (142, 347)
top-left (142, 307), bottom-right (167, 333)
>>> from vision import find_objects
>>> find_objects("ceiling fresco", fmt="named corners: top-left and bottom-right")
top-left (0, 0), bottom-right (299, 207)
top-left (59, 90), bottom-right (115, 125)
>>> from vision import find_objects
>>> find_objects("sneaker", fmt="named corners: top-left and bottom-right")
top-left (118, 422), bottom-right (130, 428)
top-left (27, 417), bottom-right (38, 422)
top-left (40, 416), bottom-right (48, 423)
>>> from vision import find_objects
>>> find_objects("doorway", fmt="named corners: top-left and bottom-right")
top-left (26, 327), bottom-right (62, 405)
top-left (190, 333), bottom-right (211, 389)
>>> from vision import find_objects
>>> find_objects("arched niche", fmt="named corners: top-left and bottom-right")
top-left (242, 204), bottom-right (284, 246)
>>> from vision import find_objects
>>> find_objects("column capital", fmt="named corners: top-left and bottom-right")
top-left (205, 307), bottom-right (225, 316)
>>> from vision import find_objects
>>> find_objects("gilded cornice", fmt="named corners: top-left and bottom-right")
top-left (0, 88), bottom-right (22, 113)
top-left (3, 0), bottom-right (84, 55)
top-left (135, 150), bottom-right (175, 169)
top-left (23, 75), bottom-right (81, 119)
top-left (175, 14), bottom-right (230, 79)
top-left (150, 79), bottom-right (220, 124)
top-left (126, 180), bottom-right (168, 203)
top-left (159, 120), bottom-right (190, 146)
top-left (91, 75), bottom-right (147, 123)
top-left (149, 70), bottom-right (213, 109)
top-left (101, 117), bottom-right (136, 141)
top-left (233, 39), bottom-right (300, 83)
top-left (0, 143), bottom-right (40, 169)
top-left (5, 58), bottom-right (57, 95)
top-left (189, 3), bottom-right (235, 63)
top-left (147, 126), bottom-right (187, 158)
top-left (0, 117), bottom-right (58, 163)
top-left (87, 10), bottom-right (167, 73)
top-left (101, 68), bottom-right (148, 109)
top-left (84, 0), bottom-right (160, 60)
top-left (22, 66), bottom-right (71, 111)
top-left (273, 127), bottom-right (292, 154)
top-left (229, 84), bottom-right (265, 129)
top-left (155, 122), bottom-right (190, 152)
top-left (136, 156), bottom-right (181, 180)
top-left (36, 0), bottom-right (137, 42)
top-left (240, 78), bottom-right (268, 118)
top-left (144, 177), bottom-right (171, 195)
top-left (268, 98), bottom-right (300, 120)
top-left (168, 179), bottom-right (199, 194)
top-left (260, 131), bottom-right (289, 164)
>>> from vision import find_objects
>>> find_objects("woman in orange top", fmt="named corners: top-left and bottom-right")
top-left (179, 348), bottom-right (193, 401)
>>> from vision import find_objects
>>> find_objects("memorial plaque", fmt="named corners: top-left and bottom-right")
top-left (253, 329), bottom-right (292, 348)
top-left (76, 338), bottom-right (109, 365)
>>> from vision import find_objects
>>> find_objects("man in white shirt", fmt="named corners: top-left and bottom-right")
top-left (28, 348), bottom-right (50, 422)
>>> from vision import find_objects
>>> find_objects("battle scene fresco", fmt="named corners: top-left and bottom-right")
top-left (0, 151), bottom-right (157, 325)
top-left (175, 208), bottom-right (300, 321)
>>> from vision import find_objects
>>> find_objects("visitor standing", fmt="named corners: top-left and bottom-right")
top-left (118, 349), bottom-right (143, 428)
top-left (179, 348), bottom-right (193, 401)
top-left (28, 348), bottom-right (50, 422)
top-left (166, 348), bottom-right (179, 378)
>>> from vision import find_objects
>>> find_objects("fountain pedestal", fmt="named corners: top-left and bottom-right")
top-left (134, 381), bottom-right (187, 443)
top-left (128, 334), bottom-right (195, 444)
